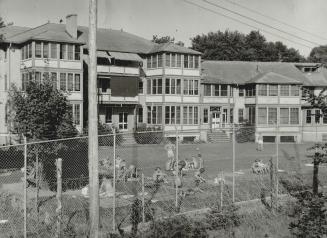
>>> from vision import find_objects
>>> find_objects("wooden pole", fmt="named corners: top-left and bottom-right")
top-left (142, 173), bottom-right (145, 223)
top-left (88, 0), bottom-right (99, 237)
top-left (175, 128), bottom-right (179, 209)
top-left (232, 125), bottom-right (235, 203)
top-left (276, 124), bottom-right (279, 199)
top-left (56, 158), bottom-right (62, 238)
top-left (23, 136), bottom-right (27, 238)
top-left (112, 130), bottom-right (116, 232)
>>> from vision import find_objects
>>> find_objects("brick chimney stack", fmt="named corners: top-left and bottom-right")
top-left (66, 14), bottom-right (77, 39)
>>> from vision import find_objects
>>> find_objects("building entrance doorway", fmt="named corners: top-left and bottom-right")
top-left (118, 112), bottom-right (128, 130)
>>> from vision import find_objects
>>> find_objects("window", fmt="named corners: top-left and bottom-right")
top-left (214, 85), bottom-right (220, 96)
top-left (239, 86), bottom-right (245, 97)
top-left (171, 79), bottom-right (176, 94)
top-left (43, 72), bottom-right (50, 83)
top-left (43, 42), bottom-right (49, 58)
top-left (182, 106), bottom-right (199, 124)
top-left (35, 42), bottom-right (42, 58)
top-left (203, 108), bottom-right (209, 123)
top-left (183, 79), bottom-right (188, 95)
top-left (195, 56), bottom-right (199, 69)
top-left (176, 54), bottom-right (181, 67)
top-left (315, 109), bottom-right (321, 124)
top-left (74, 45), bottom-right (80, 60)
top-left (249, 107), bottom-right (256, 124)
top-left (184, 54), bottom-right (189, 68)
top-left (176, 79), bottom-right (181, 94)
top-left (138, 107), bottom-right (143, 123)
top-left (194, 80), bottom-right (198, 95)
top-left (291, 85), bottom-right (300, 96)
top-left (21, 46), bottom-right (25, 60)
top-left (204, 84), bottom-right (211, 96)
top-left (147, 105), bottom-right (162, 124)
top-left (258, 108), bottom-right (267, 124)
top-left (189, 80), bottom-right (194, 95)
top-left (269, 85), bottom-right (278, 96)
top-left (158, 54), bottom-right (163, 67)
top-left (147, 56), bottom-right (151, 68)
top-left (171, 54), bottom-right (176, 67)
top-left (75, 74), bottom-right (80, 91)
top-left (183, 79), bottom-right (198, 95)
top-left (165, 106), bottom-right (181, 124)
top-left (280, 108), bottom-right (289, 124)
top-left (74, 104), bottom-right (80, 125)
top-left (35, 72), bottom-right (41, 84)
top-left (323, 112), bottom-right (327, 124)
top-left (290, 108), bottom-right (299, 124)
top-left (194, 106), bottom-right (198, 124)
top-left (165, 53), bottom-right (170, 67)
top-left (149, 78), bottom-right (162, 94)
top-left (245, 85), bottom-right (256, 96)
top-left (280, 85), bottom-right (289, 96)
top-left (189, 55), bottom-right (194, 68)
top-left (51, 72), bottom-right (57, 90)
top-left (28, 43), bottom-right (32, 58)
top-left (105, 107), bottom-right (112, 123)
top-left (280, 136), bottom-right (295, 143)
top-left (268, 108), bottom-right (277, 124)
top-left (138, 81), bottom-right (143, 94)
top-left (147, 79), bottom-right (151, 94)
top-left (306, 110), bottom-right (311, 124)
top-left (238, 109), bottom-right (244, 123)
top-left (60, 44), bottom-right (66, 59)
top-left (60, 73), bottom-right (66, 90)
top-left (221, 85), bottom-right (228, 96)
top-left (68, 73), bottom-right (74, 91)
top-left (165, 78), bottom-right (170, 94)
top-left (67, 44), bottom-right (74, 60)
top-left (50, 43), bottom-right (57, 59)
top-left (258, 85), bottom-right (267, 96)
top-left (152, 55), bottom-right (157, 68)
top-left (230, 108), bottom-right (233, 123)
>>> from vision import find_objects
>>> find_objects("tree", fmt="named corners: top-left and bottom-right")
top-left (191, 30), bottom-right (305, 62)
top-left (9, 80), bottom-right (78, 140)
top-left (308, 45), bottom-right (327, 64)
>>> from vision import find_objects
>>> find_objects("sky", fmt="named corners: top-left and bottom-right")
top-left (0, 0), bottom-right (326, 57)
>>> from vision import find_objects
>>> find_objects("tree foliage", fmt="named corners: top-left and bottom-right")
top-left (309, 45), bottom-right (327, 65)
top-left (191, 30), bottom-right (305, 62)
top-left (9, 80), bottom-right (78, 140)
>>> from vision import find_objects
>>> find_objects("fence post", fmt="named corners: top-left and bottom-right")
top-left (23, 136), bottom-right (27, 238)
top-left (232, 125), bottom-right (235, 203)
top-left (56, 158), bottom-right (62, 238)
top-left (142, 173), bottom-right (145, 223)
top-left (112, 130), bottom-right (116, 232)
top-left (175, 128), bottom-right (179, 210)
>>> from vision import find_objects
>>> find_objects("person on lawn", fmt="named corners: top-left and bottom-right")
top-left (257, 133), bottom-right (264, 151)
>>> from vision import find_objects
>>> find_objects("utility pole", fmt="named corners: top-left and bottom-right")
top-left (232, 125), bottom-right (235, 203)
top-left (88, 0), bottom-right (99, 237)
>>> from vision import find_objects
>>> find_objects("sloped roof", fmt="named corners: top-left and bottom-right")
top-left (201, 61), bottom-right (310, 85)
top-left (301, 67), bottom-right (327, 87)
top-left (0, 26), bottom-right (30, 40)
top-left (148, 42), bottom-right (201, 55)
top-left (247, 72), bottom-right (302, 84)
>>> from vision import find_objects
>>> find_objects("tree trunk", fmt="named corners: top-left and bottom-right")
top-left (313, 158), bottom-right (319, 195)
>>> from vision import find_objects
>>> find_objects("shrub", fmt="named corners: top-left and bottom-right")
top-left (134, 124), bottom-right (163, 144)
top-left (236, 123), bottom-right (255, 143)
top-left (83, 123), bottom-right (123, 146)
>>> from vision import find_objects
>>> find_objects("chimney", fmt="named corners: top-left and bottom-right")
top-left (66, 14), bottom-right (77, 39)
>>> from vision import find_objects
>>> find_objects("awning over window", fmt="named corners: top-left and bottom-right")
top-left (109, 51), bottom-right (143, 62)
top-left (97, 51), bottom-right (111, 62)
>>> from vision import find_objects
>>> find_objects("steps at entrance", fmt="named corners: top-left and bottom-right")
top-left (207, 130), bottom-right (231, 143)
top-left (121, 133), bottom-right (137, 145)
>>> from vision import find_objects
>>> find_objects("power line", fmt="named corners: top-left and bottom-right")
top-left (219, 0), bottom-right (327, 42)
top-left (202, 0), bottom-right (321, 47)
top-left (182, 0), bottom-right (313, 49)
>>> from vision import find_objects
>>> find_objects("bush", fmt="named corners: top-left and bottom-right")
top-left (134, 124), bottom-right (163, 144)
top-left (236, 123), bottom-right (255, 143)
top-left (83, 123), bottom-right (123, 146)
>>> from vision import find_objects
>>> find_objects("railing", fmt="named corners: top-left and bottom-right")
top-left (97, 65), bottom-right (139, 75)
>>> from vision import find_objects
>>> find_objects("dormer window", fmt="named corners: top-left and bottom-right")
top-left (303, 67), bottom-right (318, 73)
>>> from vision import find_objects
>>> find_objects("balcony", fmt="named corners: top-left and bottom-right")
top-left (97, 91), bottom-right (139, 104)
top-left (97, 65), bottom-right (139, 75)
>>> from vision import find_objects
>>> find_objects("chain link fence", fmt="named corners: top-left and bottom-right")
top-left (0, 126), bottom-right (325, 237)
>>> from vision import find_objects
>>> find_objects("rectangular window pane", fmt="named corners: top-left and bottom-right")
top-left (204, 84), bottom-right (211, 96)
top-left (194, 106), bottom-right (198, 124)
top-left (74, 45), bottom-right (80, 60)
top-left (147, 79), bottom-right (151, 94)
top-left (157, 78), bottom-right (162, 94)
top-left (35, 42), bottom-right (41, 58)
top-left (189, 55), bottom-right (194, 68)
top-left (51, 72), bottom-right (57, 90)
top-left (152, 106), bottom-right (157, 124)
top-left (189, 80), bottom-right (193, 95)
top-left (176, 106), bottom-right (180, 124)
top-left (158, 54), bottom-right (163, 67)
top-left (258, 85), bottom-right (267, 96)
top-left (280, 108), bottom-right (289, 124)
top-left (315, 109), bottom-right (321, 124)
top-left (67, 44), bottom-right (74, 60)
top-left (152, 79), bottom-right (157, 94)
top-left (60, 44), bottom-right (66, 59)
top-left (171, 54), bottom-right (176, 67)
top-left (258, 108), bottom-right (267, 124)
top-left (165, 106), bottom-right (170, 124)
top-left (280, 85), bottom-right (289, 96)
top-left (50, 43), bottom-right (57, 59)
top-left (290, 108), bottom-right (299, 124)
top-left (184, 55), bottom-right (188, 68)
top-left (171, 78), bottom-right (176, 94)
top-left (269, 85), bottom-right (278, 96)
top-left (183, 106), bottom-right (188, 124)
top-left (268, 108), bottom-right (277, 124)
top-left (28, 43), bottom-right (32, 58)
top-left (138, 81), bottom-right (143, 94)
top-left (239, 86), bottom-right (245, 96)
top-left (74, 104), bottom-right (80, 125)
top-left (203, 108), bottom-right (209, 123)
top-left (75, 74), bottom-right (80, 91)
top-left (165, 78), bottom-right (170, 94)
top-left (194, 80), bottom-right (198, 95)
top-left (195, 56), bottom-right (199, 68)
top-left (68, 73), bottom-right (74, 91)
top-left (152, 55), bottom-right (157, 68)
top-left (138, 107), bottom-right (143, 123)
top-left (147, 56), bottom-right (151, 68)
top-left (171, 106), bottom-right (175, 124)
top-left (189, 106), bottom-right (193, 124)
top-left (147, 106), bottom-right (151, 124)
top-left (221, 85), bottom-right (228, 96)
top-left (157, 106), bottom-right (162, 124)
top-left (176, 79), bottom-right (181, 94)
top-left (165, 53), bottom-right (170, 67)
top-left (238, 109), bottom-right (244, 123)
top-left (291, 85), bottom-right (299, 96)
top-left (214, 85), bottom-right (220, 96)
top-left (177, 54), bottom-right (181, 67)
top-left (43, 42), bottom-right (49, 58)
top-left (183, 79), bottom-right (188, 95)
top-left (35, 72), bottom-right (41, 84)
top-left (60, 73), bottom-right (66, 90)
top-left (306, 110), bottom-right (311, 124)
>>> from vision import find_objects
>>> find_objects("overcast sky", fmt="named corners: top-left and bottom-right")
top-left (0, 0), bottom-right (326, 57)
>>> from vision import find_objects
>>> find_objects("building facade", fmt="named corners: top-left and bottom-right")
top-left (0, 15), bottom-right (326, 144)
